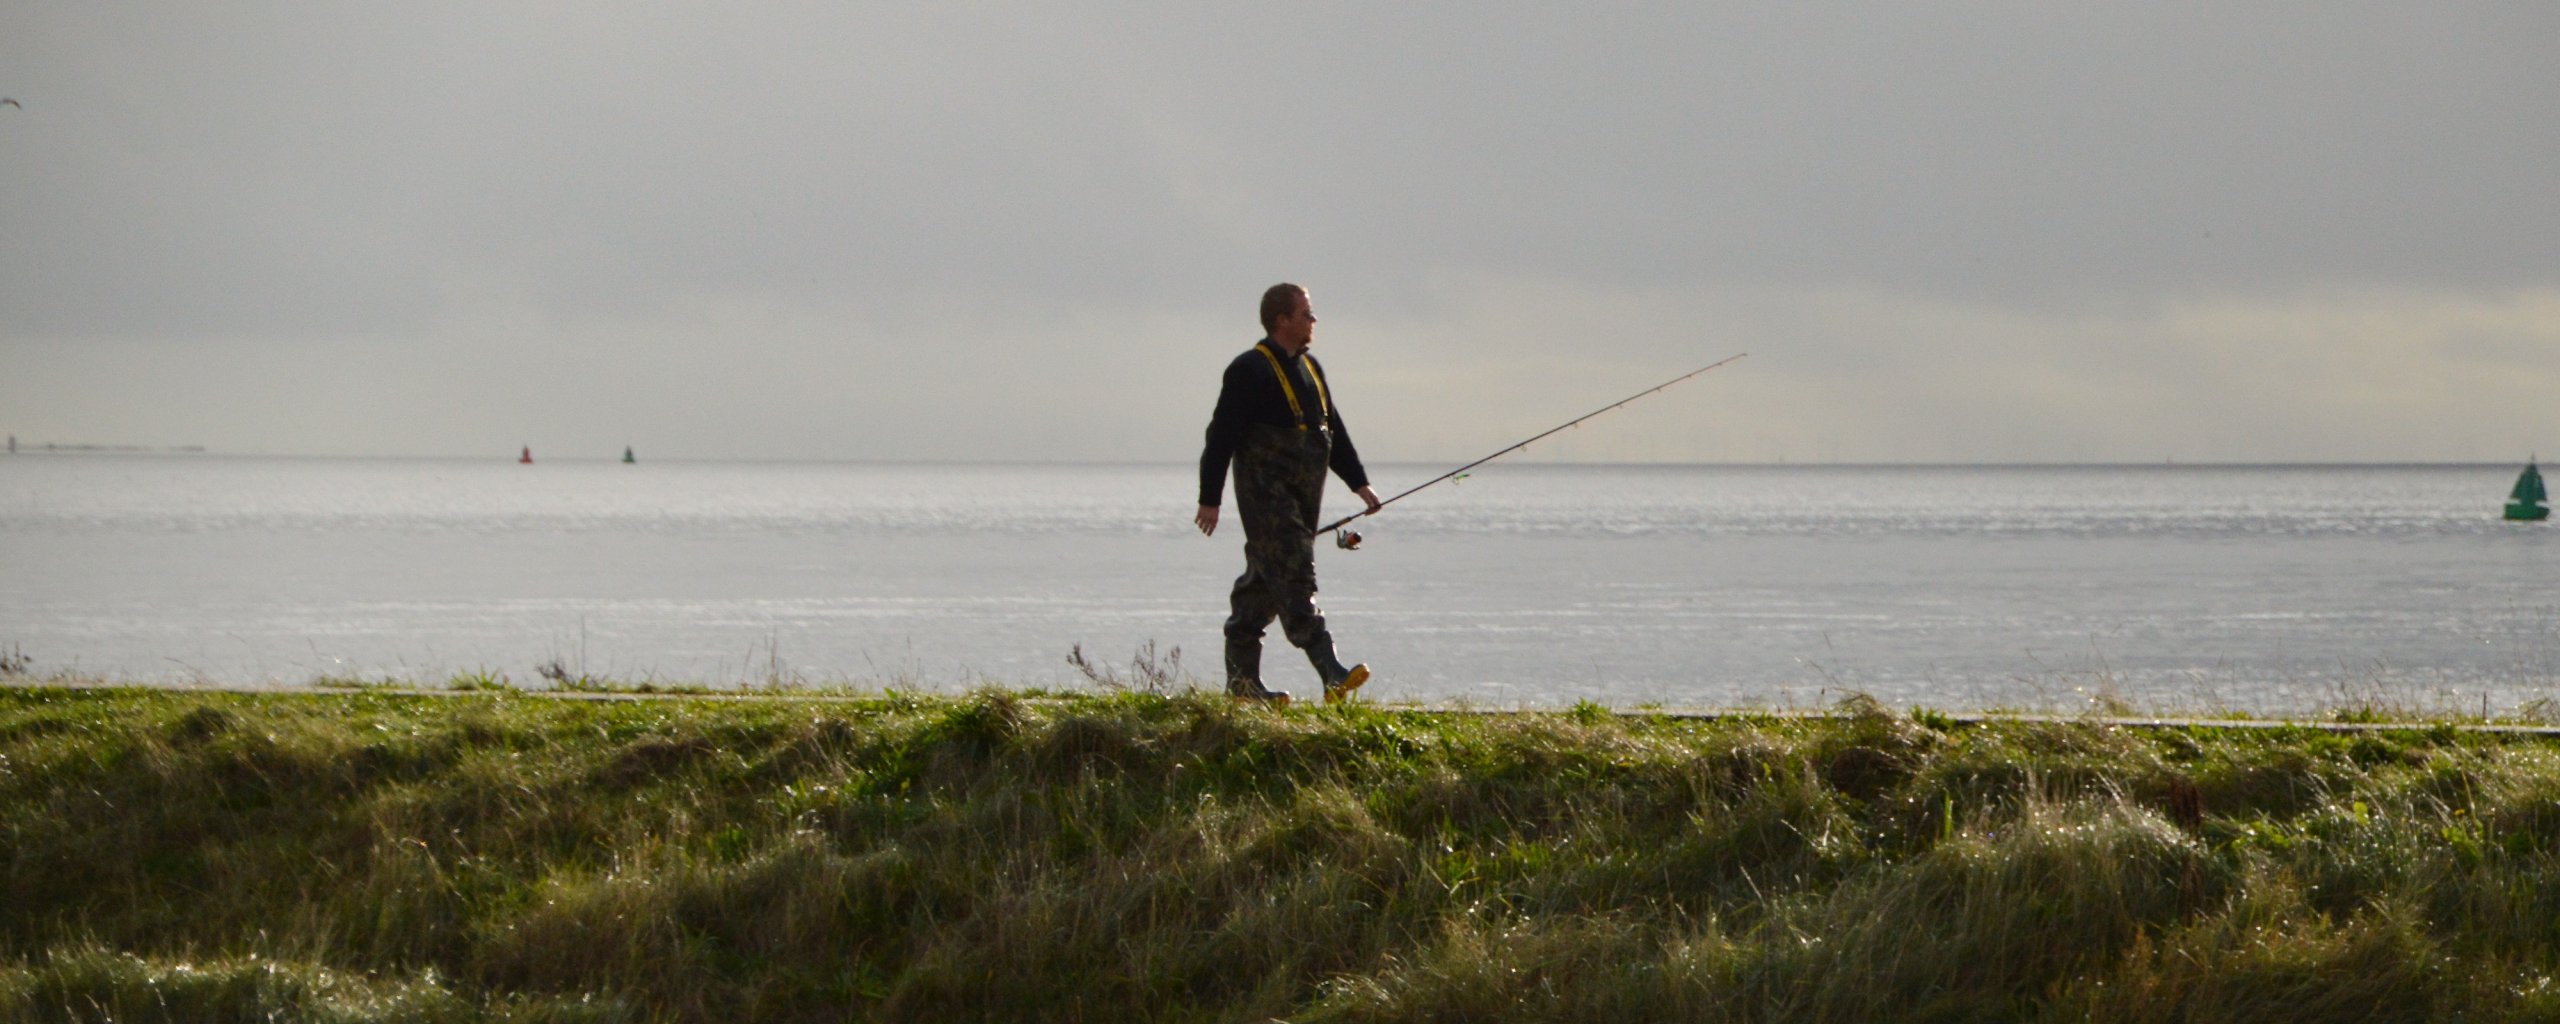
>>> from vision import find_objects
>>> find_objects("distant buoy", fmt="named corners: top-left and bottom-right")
top-left (622, 445), bottom-right (636, 464)
top-left (519, 446), bottom-right (534, 465)
top-left (2508, 458), bottom-right (2549, 521)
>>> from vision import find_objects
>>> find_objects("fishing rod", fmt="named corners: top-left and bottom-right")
top-left (1323, 352), bottom-right (1747, 548)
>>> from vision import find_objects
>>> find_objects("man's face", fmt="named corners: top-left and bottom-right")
top-left (1274, 293), bottom-right (1317, 350)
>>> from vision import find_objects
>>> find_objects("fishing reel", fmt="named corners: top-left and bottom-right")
top-left (1333, 528), bottom-right (1363, 551)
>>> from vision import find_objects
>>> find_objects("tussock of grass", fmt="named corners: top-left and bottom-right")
top-left (7, 686), bottom-right (2560, 1022)
top-left (0, 944), bottom-right (623, 1023)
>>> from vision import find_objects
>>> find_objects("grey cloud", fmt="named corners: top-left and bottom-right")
top-left (4, 3), bottom-right (2555, 460)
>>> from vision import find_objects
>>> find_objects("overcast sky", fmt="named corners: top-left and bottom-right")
top-left (4, 3), bottom-right (2555, 463)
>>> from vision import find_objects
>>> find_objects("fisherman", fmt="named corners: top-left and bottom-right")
top-left (1196, 283), bottom-right (1383, 704)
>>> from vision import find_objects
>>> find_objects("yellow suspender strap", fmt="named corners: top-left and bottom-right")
top-left (1256, 345), bottom-right (1328, 429)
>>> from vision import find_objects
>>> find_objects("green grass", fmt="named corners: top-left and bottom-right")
top-left (6, 686), bottom-right (2560, 1022)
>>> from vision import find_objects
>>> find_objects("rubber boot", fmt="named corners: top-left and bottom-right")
top-left (1307, 641), bottom-right (1370, 705)
top-left (1226, 636), bottom-right (1289, 706)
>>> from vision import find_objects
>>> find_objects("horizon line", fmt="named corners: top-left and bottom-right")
top-left (2, 449), bottom-right (2539, 470)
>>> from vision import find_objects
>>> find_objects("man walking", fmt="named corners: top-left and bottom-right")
top-left (1196, 283), bottom-right (1383, 704)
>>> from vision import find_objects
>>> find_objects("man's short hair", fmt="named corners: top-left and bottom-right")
top-left (1260, 283), bottom-right (1307, 333)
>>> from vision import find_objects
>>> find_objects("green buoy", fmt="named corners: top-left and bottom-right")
top-left (2507, 459), bottom-right (2548, 521)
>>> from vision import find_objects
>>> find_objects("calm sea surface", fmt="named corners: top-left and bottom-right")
top-left (2, 455), bottom-right (2552, 712)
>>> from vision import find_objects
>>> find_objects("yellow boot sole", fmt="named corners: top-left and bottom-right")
top-left (1324, 664), bottom-right (1370, 705)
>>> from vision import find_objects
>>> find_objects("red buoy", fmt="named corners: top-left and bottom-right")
top-left (519, 446), bottom-right (534, 464)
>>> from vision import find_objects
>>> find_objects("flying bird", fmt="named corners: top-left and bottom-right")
top-left (0, 99), bottom-right (20, 109)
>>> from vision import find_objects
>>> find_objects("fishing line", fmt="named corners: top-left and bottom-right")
top-left (1324, 352), bottom-right (1747, 548)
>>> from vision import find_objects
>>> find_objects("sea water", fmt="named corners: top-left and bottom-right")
top-left (1, 455), bottom-right (2551, 713)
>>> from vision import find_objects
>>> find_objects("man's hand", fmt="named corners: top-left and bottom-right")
top-left (1356, 485), bottom-right (1383, 515)
top-left (1195, 504), bottom-right (1219, 536)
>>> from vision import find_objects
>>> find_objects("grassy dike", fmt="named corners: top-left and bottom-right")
top-left (5, 686), bottom-right (2560, 1022)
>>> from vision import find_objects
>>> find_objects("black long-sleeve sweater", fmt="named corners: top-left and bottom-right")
top-left (1197, 339), bottom-right (1371, 508)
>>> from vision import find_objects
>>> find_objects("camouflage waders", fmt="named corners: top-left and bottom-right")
top-left (1224, 423), bottom-right (1357, 699)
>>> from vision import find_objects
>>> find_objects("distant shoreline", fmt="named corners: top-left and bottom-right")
top-left (6, 443), bottom-right (207, 454)
top-left (0, 449), bottom-right (2533, 470)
